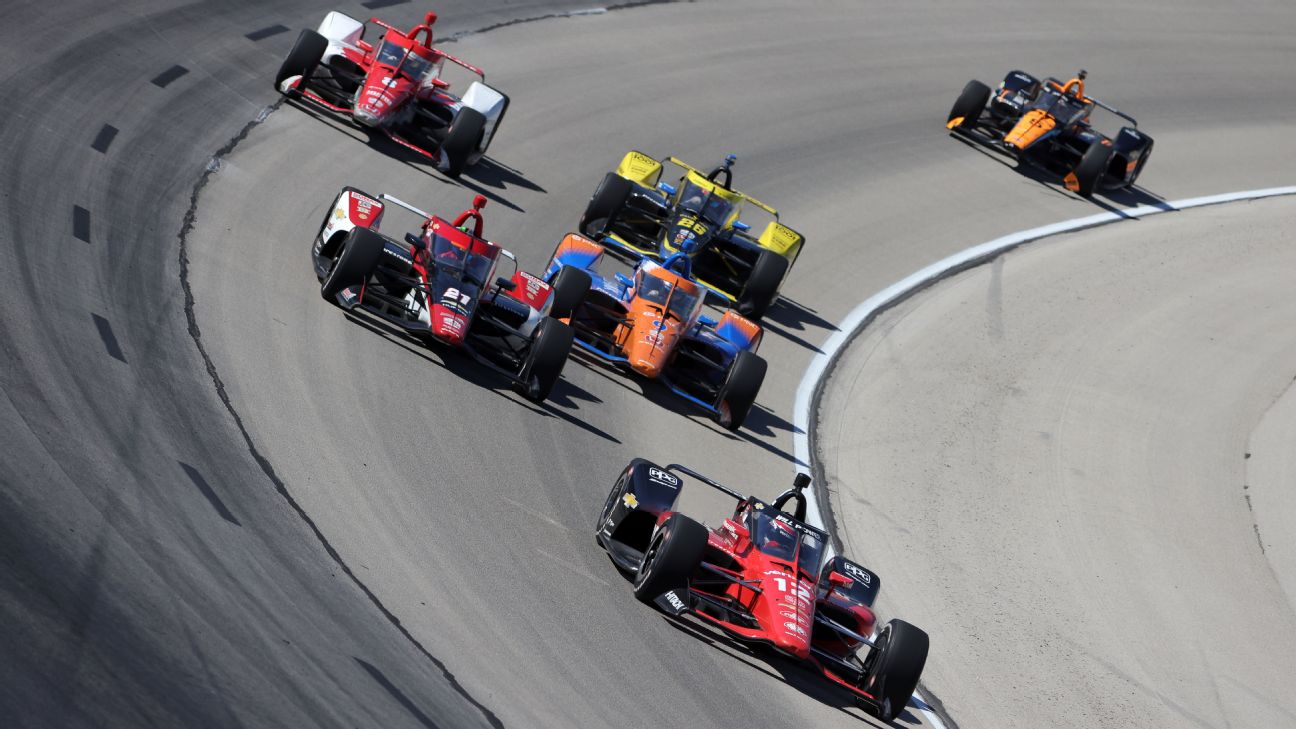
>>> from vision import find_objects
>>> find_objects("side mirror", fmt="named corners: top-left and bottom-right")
top-left (733, 220), bottom-right (751, 232)
top-left (614, 272), bottom-right (634, 289)
top-left (658, 182), bottom-right (677, 195)
top-left (699, 314), bottom-right (718, 327)
top-left (495, 276), bottom-right (516, 291)
top-left (828, 571), bottom-right (853, 588)
top-left (405, 232), bottom-right (427, 251)
top-left (793, 473), bottom-right (811, 491)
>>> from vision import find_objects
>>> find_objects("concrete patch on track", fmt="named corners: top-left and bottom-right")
top-left (810, 194), bottom-right (1296, 728)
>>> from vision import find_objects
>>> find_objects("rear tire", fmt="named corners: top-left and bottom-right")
top-left (716, 350), bottom-right (767, 431)
top-left (275, 29), bottom-right (327, 96)
top-left (579, 173), bottom-right (633, 238)
top-left (1073, 140), bottom-right (1114, 198)
top-left (548, 266), bottom-right (591, 320)
top-left (633, 513), bottom-right (707, 604)
top-left (948, 79), bottom-right (990, 131)
top-left (517, 317), bottom-right (574, 402)
top-left (737, 250), bottom-right (788, 320)
top-left (320, 227), bottom-right (385, 302)
top-left (440, 108), bottom-right (486, 178)
top-left (865, 619), bottom-right (929, 723)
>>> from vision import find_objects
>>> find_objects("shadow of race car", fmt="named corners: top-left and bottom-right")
top-left (597, 460), bottom-right (930, 723)
top-left (947, 69), bottom-right (1153, 197)
top-left (313, 189), bottom-right (589, 402)
top-left (544, 233), bottom-right (767, 431)
top-left (578, 153), bottom-right (804, 320)
top-left (275, 10), bottom-right (508, 177)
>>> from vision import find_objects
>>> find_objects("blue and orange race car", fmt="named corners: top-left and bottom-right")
top-left (544, 233), bottom-right (767, 431)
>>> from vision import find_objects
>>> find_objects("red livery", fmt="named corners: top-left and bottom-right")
top-left (312, 188), bottom-right (590, 402)
top-left (275, 10), bottom-right (509, 177)
top-left (597, 460), bottom-right (930, 723)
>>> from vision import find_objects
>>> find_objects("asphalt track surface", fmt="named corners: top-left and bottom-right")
top-left (3, 1), bottom-right (1295, 728)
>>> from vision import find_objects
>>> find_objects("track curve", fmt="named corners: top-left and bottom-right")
top-left (5, 0), bottom-right (1296, 727)
top-left (818, 196), bottom-right (1296, 729)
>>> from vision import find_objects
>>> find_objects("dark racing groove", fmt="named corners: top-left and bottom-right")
top-left (91, 314), bottom-right (126, 363)
top-left (245, 24), bottom-right (289, 41)
top-left (177, 100), bottom-right (505, 729)
top-left (90, 123), bottom-right (117, 153)
top-left (72, 205), bottom-right (90, 243)
top-left (179, 462), bottom-right (242, 526)
top-left (150, 65), bottom-right (189, 88)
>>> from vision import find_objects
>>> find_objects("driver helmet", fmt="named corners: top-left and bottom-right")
top-left (638, 274), bottom-right (669, 302)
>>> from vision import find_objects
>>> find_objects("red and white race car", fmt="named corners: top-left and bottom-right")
top-left (275, 10), bottom-right (508, 177)
top-left (312, 189), bottom-right (589, 402)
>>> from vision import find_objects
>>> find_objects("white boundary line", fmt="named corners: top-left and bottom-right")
top-left (791, 184), bottom-right (1296, 729)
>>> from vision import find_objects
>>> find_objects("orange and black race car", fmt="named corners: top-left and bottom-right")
top-left (946, 69), bottom-right (1153, 197)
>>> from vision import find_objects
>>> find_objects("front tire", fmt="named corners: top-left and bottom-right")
top-left (1072, 140), bottom-right (1114, 198)
top-left (320, 227), bottom-right (385, 302)
top-left (579, 173), bottom-right (633, 238)
top-left (275, 29), bottom-right (327, 96)
top-left (517, 317), bottom-right (574, 403)
top-left (440, 108), bottom-right (486, 178)
top-left (737, 250), bottom-right (788, 320)
top-left (864, 619), bottom-right (929, 723)
top-left (716, 350), bottom-right (767, 431)
top-left (548, 266), bottom-right (591, 320)
top-left (948, 79), bottom-right (991, 131)
top-left (633, 513), bottom-right (707, 605)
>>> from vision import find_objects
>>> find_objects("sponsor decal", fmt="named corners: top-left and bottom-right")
top-left (780, 611), bottom-right (798, 620)
top-left (664, 591), bottom-right (686, 612)
top-left (784, 622), bottom-right (807, 637)
top-left (648, 467), bottom-right (679, 487)
top-left (621, 492), bottom-right (638, 509)
top-left (842, 561), bottom-right (873, 585)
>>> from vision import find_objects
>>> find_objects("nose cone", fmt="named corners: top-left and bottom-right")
top-left (758, 570), bottom-right (814, 659)
top-left (626, 312), bottom-right (679, 378)
top-left (430, 304), bottom-right (468, 345)
top-left (353, 107), bottom-right (380, 127)
top-left (1004, 109), bottom-right (1056, 150)
top-left (354, 75), bottom-right (412, 127)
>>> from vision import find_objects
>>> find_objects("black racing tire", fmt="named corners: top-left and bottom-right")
top-left (579, 173), bottom-right (633, 238)
top-left (275, 29), bottom-right (327, 96)
top-left (1073, 139), bottom-right (1114, 198)
top-left (517, 317), bottom-right (574, 403)
top-left (716, 350), bottom-right (767, 432)
top-left (948, 79), bottom-right (991, 131)
top-left (737, 250), bottom-right (788, 320)
top-left (547, 266), bottom-right (591, 320)
top-left (440, 107), bottom-right (486, 178)
top-left (596, 472), bottom-right (626, 536)
top-left (866, 619), bottom-right (930, 723)
top-left (320, 227), bottom-right (384, 302)
top-left (633, 513), bottom-right (707, 604)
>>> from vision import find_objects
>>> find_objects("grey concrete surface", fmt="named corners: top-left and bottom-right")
top-left (5, 0), bottom-right (1296, 726)
top-left (818, 197), bottom-right (1296, 729)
